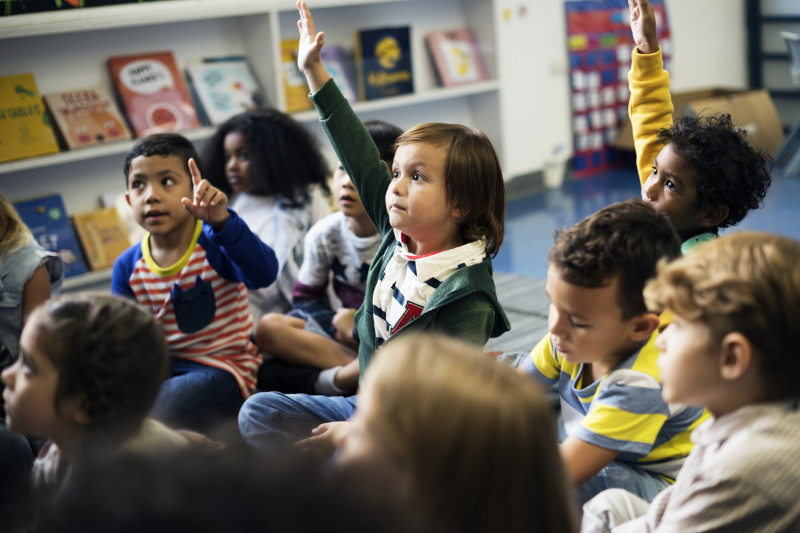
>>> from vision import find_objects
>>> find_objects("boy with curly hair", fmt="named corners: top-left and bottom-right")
top-left (582, 232), bottom-right (800, 532)
top-left (629, 0), bottom-right (772, 252)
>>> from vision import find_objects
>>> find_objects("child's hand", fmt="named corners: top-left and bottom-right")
top-left (332, 308), bottom-right (358, 349)
top-left (296, 1), bottom-right (331, 93)
top-left (629, 0), bottom-right (658, 54)
top-left (181, 158), bottom-right (229, 231)
top-left (294, 421), bottom-right (352, 461)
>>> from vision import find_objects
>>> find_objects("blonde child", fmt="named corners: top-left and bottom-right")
top-left (202, 109), bottom-right (331, 320)
top-left (1, 293), bottom-right (193, 512)
top-left (337, 332), bottom-right (578, 533)
top-left (112, 133), bottom-right (278, 432)
top-left (256, 120), bottom-right (402, 396)
top-left (628, 0), bottom-right (772, 252)
top-left (238, 1), bottom-right (509, 452)
top-left (516, 199), bottom-right (708, 506)
top-left (582, 232), bottom-right (800, 532)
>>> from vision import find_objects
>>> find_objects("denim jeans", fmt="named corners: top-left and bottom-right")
top-left (151, 357), bottom-right (244, 432)
top-left (238, 392), bottom-right (358, 452)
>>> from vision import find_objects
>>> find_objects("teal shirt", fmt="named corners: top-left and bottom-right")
top-left (681, 232), bottom-right (716, 254)
top-left (309, 80), bottom-right (510, 378)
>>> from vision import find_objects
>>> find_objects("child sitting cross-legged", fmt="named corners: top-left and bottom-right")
top-left (237, 1), bottom-right (509, 453)
top-left (112, 133), bottom-right (278, 434)
top-left (628, 0), bottom-right (773, 253)
top-left (582, 231), bottom-right (800, 532)
top-left (1, 293), bottom-right (198, 519)
top-left (516, 199), bottom-right (709, 507)
top-left (255, 120), bottom-right (402, 396)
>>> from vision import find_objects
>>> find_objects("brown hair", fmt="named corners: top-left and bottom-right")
top-left (0, 190), bottom-right (31, 253)
top-left (396, 123), bottom-right (505, 257)
top-left (31, 293), bottom-right (169, 444)
top-left (644, 231), bottom-right (800, 401)
top-left (363, 333), bottom-right (577, 533)
top-left (549, 199), bottom-right (681, 319)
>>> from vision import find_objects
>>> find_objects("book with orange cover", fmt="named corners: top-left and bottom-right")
top-left (71, 206), bottom-right (131, 271)
top-left (43, 85), bottom-right (132, 149)
top-left (0, 73), bottom-right (60, 163)
top-left (425, 28), bottom-right (488, 87)
top-left (107, 50), bottom-right (200, 137)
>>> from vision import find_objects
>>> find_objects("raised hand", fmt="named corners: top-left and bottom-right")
top-left (181, 158), bottom-right (229, 230)
top-left (296, 1), bottom-right (331, 93)
top-left (628, 0), bottom-right (658, 55)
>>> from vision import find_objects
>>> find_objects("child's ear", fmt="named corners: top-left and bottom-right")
top-left (701, 204), bottom-right (729, 228)
top-left (60, 395), bottom-right (90, 426)
top-left (125, 191), bottom-right (131, 206)
top-left (630, 312), bottom-right (661, 341)
top-left (719, 331), bottom-right (753, 381)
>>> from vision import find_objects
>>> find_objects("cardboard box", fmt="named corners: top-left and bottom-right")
top-left (615, 88), bottom-right (785, 154)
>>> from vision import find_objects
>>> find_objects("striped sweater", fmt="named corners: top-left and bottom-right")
top-left (112, 209), bottom-right (278, 397)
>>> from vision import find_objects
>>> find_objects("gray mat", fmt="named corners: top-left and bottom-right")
top-left (485, 271), bottom-right (549, 354)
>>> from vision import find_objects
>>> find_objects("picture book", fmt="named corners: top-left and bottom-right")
top-left (354, 26), bottom-right (413, 101)
top-left (13, 194), bottom-right (87, 279)
top-left (425, 28), bottom-right (488, 87)
top-left (0, 73), bottom-right (60, 163)
top-left (280, 39), bottom-right (313, 113)
top-left (43, 85), bottom-right (132, 149)
top-left (71, 206), bottom-right (131, 271)
top-left (319, 45), bottom-right (358, 103)
top-left (107, 50), bottom-right (200, 137)
top-left (185, 56), bottom-right (266, 125)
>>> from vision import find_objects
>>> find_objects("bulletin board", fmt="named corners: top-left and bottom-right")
top-left (565, 0), bottom-right (671, 178)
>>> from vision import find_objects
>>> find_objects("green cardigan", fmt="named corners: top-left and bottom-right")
top-left (310, 80), bottom-right (510, 378)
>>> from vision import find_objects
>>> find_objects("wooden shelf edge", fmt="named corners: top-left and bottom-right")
top-left (62, 268), bottom-right (113, 292)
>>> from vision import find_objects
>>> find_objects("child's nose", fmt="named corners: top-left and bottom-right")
top-left (644, 176), bottom-right (659, 201)
top-left (1, 363), bottom-right (15, 388)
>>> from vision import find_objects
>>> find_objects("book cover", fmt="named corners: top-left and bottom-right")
top-left (43, 85), bottom-right (132, 149)
top-left (185, 56), bottom-right (266, 125)
top-left (354, 26), bottom-right (413, 101)
top-left (319, 45), bottom-right (358, 103)
top-left (280, 39), bottom-right (313, 113)
top-left (0, 73), bottom-right (60, 163)
top-left (71, 206), bottom-right (131, 271)
top-left (425, 28), bottom-right (488, 87)
top-left (107, 50), bottom-right (200, 137)
top-left (12, 194), bottom-right (87, 279)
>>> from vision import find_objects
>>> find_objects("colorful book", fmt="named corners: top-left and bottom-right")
top-left (320, 45), bottom-right (358, 103)
top-left (185, 56), bottom-right (266, 125)
top-left (425, 28), bottom-right (488, 87)
top-left (13, 194), bottom-right (87, 279)
top-left (43, 86), bottom-right (132, 149)
top-left (280, 39), bottom-right (313, 113)
top-left (354, 26), bottom-right (413, 101)
top-left (0, 73), bottom-right (60, 163)
top-left (107, 50), bottom-right (200, 137)
top-left (71, 206), bottom-right (132, 271)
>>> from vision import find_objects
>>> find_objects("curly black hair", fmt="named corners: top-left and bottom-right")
top-left (202, 109), bottom-right (330, 203)
top-left (123, 133), bottom-right (203, 186)
top-left (657, 113), bottom-right (773, 229)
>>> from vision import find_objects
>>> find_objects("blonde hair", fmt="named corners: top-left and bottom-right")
top-left (0, 190), bottom-right (32, 253)
top-left (644, 231), bottom-right (800, 400)
top-left (362, 333), bottom-right (577, 533)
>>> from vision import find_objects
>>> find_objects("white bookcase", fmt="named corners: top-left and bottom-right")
top-left (0, 0), bottom-right (572, 290)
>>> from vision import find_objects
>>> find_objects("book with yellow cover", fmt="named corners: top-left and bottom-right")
top-left (71, 206), bottom-right (131, 271)
top-left (0, 73), bottom-right (60, 163)
top-left (280, 39), bottom-right (313, 113)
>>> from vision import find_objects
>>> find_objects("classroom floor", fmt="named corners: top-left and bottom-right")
top-left (485, 162), bottom-right (800, 353)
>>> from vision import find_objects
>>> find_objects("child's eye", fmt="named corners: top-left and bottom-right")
top-left (239, 151), bottom-right (249, 161)
top-left (569, 319), bottom-right (588, 329)
top-left (651, 165), bottom-right (657, 175)
top-left (130, 180), bottom-right (142, 190)
top-left (664, 180), bottom-right (676, 191)
top-left (392, 170), bottom-right (400, 179)
top-left (411, 172), bottom-right (422, 182)
top-left (162, 177), bottom-right (177, 186)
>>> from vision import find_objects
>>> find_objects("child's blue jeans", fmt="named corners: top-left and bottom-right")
top-left (238, 392), bottom-right (358, 452)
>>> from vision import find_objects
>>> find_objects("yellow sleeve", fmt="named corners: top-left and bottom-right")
top-left (529, 333), bottom-right (561, 382)
top-left (629, 47), bottom-right (673, 186)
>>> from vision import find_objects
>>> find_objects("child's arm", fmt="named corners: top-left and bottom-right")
top-left (628, 0), bottom-right (673, 185)
top-left (560, 436), bottom-right (621, 487)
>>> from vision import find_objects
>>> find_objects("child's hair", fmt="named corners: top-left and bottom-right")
top-left (365, 332), bottom-right (577, 533)
top-left (123, 133), bottom-right (202, 184)
top-left (0, 190), bottom-right (31, 253)
top-left (364, 119), bottom-right (403, 165)
top-left (657, 114), bottom-right (773, 229)
top-left (644, 231), bottom-right (800, 401)
top-left (30, 293), bottom-right (168, 444)
top-left (395, 123), bottom-right (505, 257)
top-left (549, 199), bottom-right (681, 319)
top-left (202, 109), bottom-right (330, 202)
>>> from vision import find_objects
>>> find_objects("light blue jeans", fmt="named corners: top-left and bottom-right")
top-left (238, 392), bottom-right (358, 452)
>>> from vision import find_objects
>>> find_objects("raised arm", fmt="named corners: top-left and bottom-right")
top-left (628, 0), bottom-right (673, 185)
top-left (296, 1), bottom-right (332, 93)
